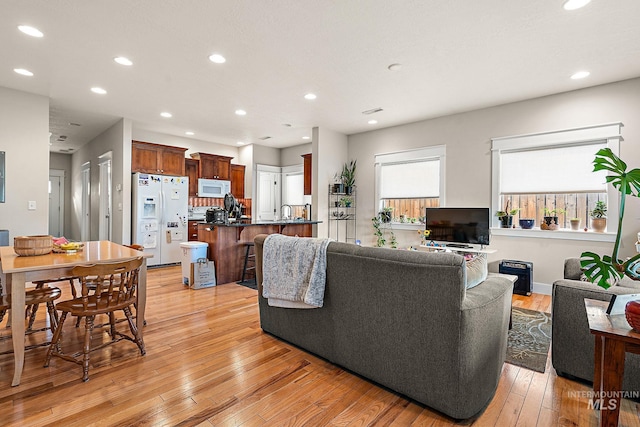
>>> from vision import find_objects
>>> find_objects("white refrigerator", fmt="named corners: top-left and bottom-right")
top-left (132, 173), bottom-right (189, 266)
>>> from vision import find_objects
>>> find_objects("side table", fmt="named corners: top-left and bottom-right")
top-left (584, 298), bottom-right (640, 427)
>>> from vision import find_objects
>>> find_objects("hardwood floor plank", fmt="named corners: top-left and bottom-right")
top-left (2, 265), bottom-right (639, 426)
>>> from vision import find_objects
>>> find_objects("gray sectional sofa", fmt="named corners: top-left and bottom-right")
top-left (552, 258), bottom-right (640, 391)
top-left (254, 234), bottom-right (514, 419)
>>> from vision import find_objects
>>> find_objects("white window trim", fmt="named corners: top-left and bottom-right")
top-left (491, 122), bottom-right (623, 232)
top-left (374, 145), bottom-right (446, 227)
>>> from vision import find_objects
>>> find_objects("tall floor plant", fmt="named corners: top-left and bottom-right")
top-left (581, 148), bottom-right (640, 288)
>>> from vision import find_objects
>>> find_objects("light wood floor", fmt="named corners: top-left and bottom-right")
top-left (1, 266), bottom-right (639, 426)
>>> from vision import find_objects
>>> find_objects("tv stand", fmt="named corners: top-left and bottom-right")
top-left (445, 243), bottom-right (472, 249)
top-left (418, 244), bottom-right (496, 255)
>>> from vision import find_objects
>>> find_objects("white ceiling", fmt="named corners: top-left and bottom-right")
top-left (2, 0), bottom-right (640, 153)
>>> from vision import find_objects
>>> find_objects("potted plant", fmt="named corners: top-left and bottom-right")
top-left (495, 200), bottom-right (519, 228)
top-left (570, 217), bottom-right (581, 231)
top-left (379, 206), bottom-right (393, 223)
top-left (590, 200), bottom-right (607, 232)
top-left (341, 160), bottom-right (357, 195)
top-left (542, 207), bottom-right (565, 230)
top-left (340, 196), bottom-right (352, 208)
top-left (581, 148), bottom-right (640, 290)
top-left (332, 171), bottom-right (344, 194)
top-left (372, 216), bottom-right (386, 247)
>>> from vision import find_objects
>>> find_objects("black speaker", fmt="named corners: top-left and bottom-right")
top-left (499, 259), bottom-right (533, 296)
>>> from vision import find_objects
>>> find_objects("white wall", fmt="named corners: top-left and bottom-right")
top-left (49, 152), bottom-right (73, 236)
top-left (0, 87), bottom-right (49, 239)
top-left (348, 77), bottom-right (640, 288)
top-left (238, 144), bottom-right (253, 198)
top-left (71, 118), bottom-right (131, 243)
top-left (280, 143), bottom-right (312, 166)
top-left (313, 127), bottom-right (348, 238)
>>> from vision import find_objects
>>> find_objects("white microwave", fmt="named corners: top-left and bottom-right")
top-left (198, 178), bottom-right (231, 198)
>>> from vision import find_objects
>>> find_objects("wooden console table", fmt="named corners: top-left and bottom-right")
top-left (584, 298), bottom-right (640, 427)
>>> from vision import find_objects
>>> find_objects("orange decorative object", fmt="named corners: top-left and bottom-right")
top-left (625, 300), bottom-right (640, 332)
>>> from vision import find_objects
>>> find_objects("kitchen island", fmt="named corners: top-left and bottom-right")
top-left (197, 220), bottom-right (321, 285)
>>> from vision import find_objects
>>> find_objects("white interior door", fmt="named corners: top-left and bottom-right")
top-left (255, 166), bottom-right (281, 221)
top-left (98, 153), bottom-right (112, 241)
top-left (81, 163), bottom-right (90, 241)
top-left (48, 169), bottom-right (64, 237)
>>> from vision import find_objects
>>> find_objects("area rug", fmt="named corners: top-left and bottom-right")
top-left (506, 307), bottom-right (552, 373)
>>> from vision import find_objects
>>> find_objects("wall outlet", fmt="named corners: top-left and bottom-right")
top-left (28, 200), bottom-right (36, 210)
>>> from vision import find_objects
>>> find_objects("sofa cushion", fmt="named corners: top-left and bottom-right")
top-left (465, 253), bottom-right (488, 289)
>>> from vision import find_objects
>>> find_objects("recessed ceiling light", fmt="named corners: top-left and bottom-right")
top-left (14, 68), bottom-right (33, 76)
top-left (388, 63), bottom-right (402, 71)
top-left (302, 136), bottom-right (310, 140)
top-left (235, 109), bottom-right (247, 116)
top-left (237, 141), bottom-right (246, 145)
top-left (185, 131), bottom-right (195, 136)
top-left (209, 53), bottom-right (226, 64)
top-left (18, 25), bottom-right (43, 38)
top-left (114, 56), bottom-right (133, 66)
top-left (563, 0), bottom-right (591, 10)
top-left (368, 120), bottom-right (378, 125)
top-left (160, 112), bottom-right (172, 118)
top-left (571, 70), bottom-right (590, 80)
top-left (91, 87), bottom-right (107, 95)
top-left (304, 93), bottom-right (317, 100)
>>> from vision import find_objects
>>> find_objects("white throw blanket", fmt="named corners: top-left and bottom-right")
top-left (261, 234), bottom-right (331, 309)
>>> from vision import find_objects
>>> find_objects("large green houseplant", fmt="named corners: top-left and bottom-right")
top-left (581, 148), bottom-right (640, 288)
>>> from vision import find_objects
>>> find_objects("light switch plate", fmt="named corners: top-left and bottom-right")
top-left (28, 200), bottom-right (36, 210)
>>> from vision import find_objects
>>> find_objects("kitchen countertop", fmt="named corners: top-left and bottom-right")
top-left (196, 219), bottom-right (321, 227)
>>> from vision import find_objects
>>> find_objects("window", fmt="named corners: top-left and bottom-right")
top-left (375, 146), bottom-right (445, 223)
top-left (491, 123), bottom-right (623, 232)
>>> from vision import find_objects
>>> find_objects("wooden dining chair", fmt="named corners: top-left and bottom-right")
top-left (43, 257), bottom-right (145, 381)
top-left (0, 283), bottom-right (62, 355)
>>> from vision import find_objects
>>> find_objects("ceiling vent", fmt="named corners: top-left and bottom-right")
top-left (362, 107), bottom-right (383, 115)
top-left (258, 136), bottom-right (272, 141)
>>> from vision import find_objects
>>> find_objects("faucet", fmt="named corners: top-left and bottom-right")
top-left (281, 204), bottom-right (292, 220)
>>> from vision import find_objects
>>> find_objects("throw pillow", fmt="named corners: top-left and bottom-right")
top-left (465, 253), bottom-right (488, 289)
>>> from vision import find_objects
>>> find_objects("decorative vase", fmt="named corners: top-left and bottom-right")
top-left (332, 183), bottom-right (345, 194)
top-left (570, 219), bottom-right (581, 231)
top-left (519, 218), bottom-right (535, 229)
top-left (625, 300), bottom-right (640, 332)
top-left (591, 218), bottom-right (607, 232)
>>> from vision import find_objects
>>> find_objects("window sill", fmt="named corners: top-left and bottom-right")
top-left (491, 227), bottom-right (616, 242)
top-left (380, 223), bottom-right (424, 231)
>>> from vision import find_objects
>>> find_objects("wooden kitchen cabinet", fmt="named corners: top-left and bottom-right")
top-left (185, 158), bottom-right (199, 196)
top-left (188, 220), bottom-right (199, 241)
top-left (190, 152), bottom-right (232, 180)
top-left (132, 140), bottom-right (187, 176)
top-left (230, 164), bottom-right (245, 198)
top-left (302, 153), bottom-right (312, 195)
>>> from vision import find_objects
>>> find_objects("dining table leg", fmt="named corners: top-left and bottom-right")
top-left (136, 258), bottom-right (147, 336)
top-left (9, 272), bottom-right (26, 386)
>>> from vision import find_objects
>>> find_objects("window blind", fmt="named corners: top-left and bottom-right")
top-left (380, 159), bottom-right (439, 198)
top-left (500, 143), bottom-right (607, 194)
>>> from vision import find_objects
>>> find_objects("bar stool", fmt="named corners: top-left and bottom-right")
top-left (239, 242), bottom-right (256, 284)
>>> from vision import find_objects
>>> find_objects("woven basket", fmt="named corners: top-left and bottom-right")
top-left (14, 235), bottom-right (53, 256)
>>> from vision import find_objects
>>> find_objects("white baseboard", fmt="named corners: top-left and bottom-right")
top-left (532, 281), bottom-right (552, 295)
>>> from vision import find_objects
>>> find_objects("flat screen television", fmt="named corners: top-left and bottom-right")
top-left (425, 207), bottom-right (490, 246)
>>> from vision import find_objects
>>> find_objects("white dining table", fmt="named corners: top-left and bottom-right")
top-left (0, 241), bottom-right (150, 386)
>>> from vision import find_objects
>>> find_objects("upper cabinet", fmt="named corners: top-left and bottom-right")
top-left (302, 153), bottom-right (312, 195)
top-left (230, 164), bottom-right (245, 199)
top-left (190, 152), bottom-right (232, 180)
top-left (132, 140), bottom-right (187, 176)
top-left (185, 158), bottom-right (199, 196)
